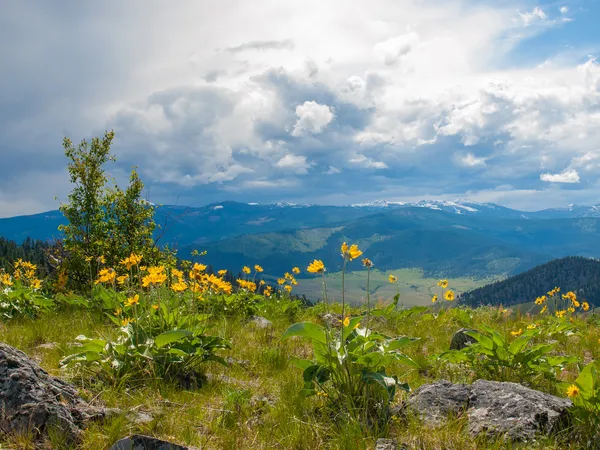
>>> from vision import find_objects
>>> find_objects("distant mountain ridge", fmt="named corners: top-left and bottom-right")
top-left (459, 256), bottom-right (600, 307)
top-left (2, 200), bottom-right (600, 280)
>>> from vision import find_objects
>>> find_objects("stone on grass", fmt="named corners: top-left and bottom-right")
top-left (0, 342), bottom-right (107, 444)
top-left (407, 379), bottom-right (572, 441)
top-left (249, 315), bottom-right (273, 329)
top-left (109, 435), bottom-right (199, 450)
top-left (375, 438), bottom-right (400, 450)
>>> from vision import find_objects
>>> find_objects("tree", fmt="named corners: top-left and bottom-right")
top-left (58, 131), bottom-right (167, 289)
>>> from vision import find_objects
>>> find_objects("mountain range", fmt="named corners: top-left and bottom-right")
top-left (2, 200), bottom-right (600, 279)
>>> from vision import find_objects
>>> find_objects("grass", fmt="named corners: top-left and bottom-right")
top-left (1, 303), bottom-right (598, 449)
top-left (293, 268), bottom-right (497, 306)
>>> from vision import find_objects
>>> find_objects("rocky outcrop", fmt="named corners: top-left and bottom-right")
top-left (0, 342), bottom-right (106, 443)
top-left (407, 380), bottom-right (572, 441)
top-left (109, 435), bottom-right (199, 450)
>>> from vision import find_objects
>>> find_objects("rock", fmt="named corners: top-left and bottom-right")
top-left (319, 313), bottom-right (343, 328)
top-left (375, 438), bottom-right (399, 450)
top-left (0, 342), bottom-right (107, 444)
top-left (249, 315), bottom-right (272, 329)
top-left (36, 342), bottom-right (59, 350)
top-left (449, 328), bottom-right (477, 350)
top-left (407, 379), bottom-right (572, 441)
top-left (109, 435), bottom-right (199, 450)
top-left (130, 411), bottom-right (154, 425)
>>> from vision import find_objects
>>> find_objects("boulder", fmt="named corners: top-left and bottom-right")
top-left (449, 328), bottom-right (477, 350)
top-left (407, 379), bottom-right (572, 441)
top-left (109, 435), bottom-right (199, 450)
top-left (249, 315), bottom-right (273, 329)
top-left (0, 342), bottom-right (107, 444)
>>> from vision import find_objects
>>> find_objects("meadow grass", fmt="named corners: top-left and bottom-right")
top-left (1, 302), bottom-right (597, 450)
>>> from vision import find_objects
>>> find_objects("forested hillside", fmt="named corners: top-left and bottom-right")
top-left (459, 256), bottom-right (600, 307)
top-left (0, 237), bottom-right (53, 276)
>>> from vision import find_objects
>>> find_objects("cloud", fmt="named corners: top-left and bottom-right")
top-left (540, 169), bottom-right (580, 183)
top-left (517, 7), bottom-right (547, 26)
top-left (457, 152), bottom-right (487, 168)
top-left (373, 32), bottom-right (419, 66)
top-left (1, 0), bottom-right (599, 215)
top-left (274, 154), bottom-right (310, 174)
top-left (290, 101), bottom-right (334, 136)
top-left (226, 39), bottom-right (295, 53)
top-left (559, 6), bottom-right (569, 14)
top-left (349, 154), bottom-right (388, 169)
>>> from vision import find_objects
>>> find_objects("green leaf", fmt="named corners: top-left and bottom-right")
top-left (282, 322), bottom-right (327, 344)
top-left (386, 336), bottom-right (419, 351)
top-left (154, 330), bottom-right (192, 348)
top-left (290, 356), bottom-right (314, 370)
top-left (465, 331), bottom-right (494, 350)
top-left (394, 352), bottom-right (421, 368)
top-left (508, 334), bottom-right (532, 355)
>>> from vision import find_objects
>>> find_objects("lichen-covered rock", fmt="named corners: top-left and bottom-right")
top-left (0, 342), bottom-right (106, 444)
top-left (407, 379), bottom-right (572, 441)
top-left (109, 435), bottom-right (199, 450)
top-left (375, 438), bottom-right (400, 450)
top-left (249, 315), bottom-right (273, 329)
top-left (449, 328), bottom-right (477, 350)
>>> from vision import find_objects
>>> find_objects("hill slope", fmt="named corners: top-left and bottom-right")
top-left (459, 256), bottom-right (600, 307)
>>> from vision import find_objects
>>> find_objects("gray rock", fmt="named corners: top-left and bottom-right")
top-left (36, 342), bottom-right (59, 350)
top-left (0, 342), bottom-right (107, 444)
top-left (319, 313), bottom-right (343, 328)
top-left (109, 435), bottom-right (198, 450)
top-left (375, 438), bottom-right (399, 450)
top-left (249, 315), bottom-right (273, 329)
top-left (449, 328), bottom-right (477, 350)
top-left (407, 379), bottom-right (572, 441)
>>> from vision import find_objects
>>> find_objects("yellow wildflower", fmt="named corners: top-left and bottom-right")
top-left (218, 269), bottom-right (227, 277)
top-left (30, 279), bottom-right (42, 290)
top-left (362, 258), bottom-right (373, 268)
top-left (555, 310), bottom-right (566, 318)
top-left (438, 279), bottom-right (449, 289)
top-left (582, 301), bottom-right (590, 311)
top-left (284, 285), bottom-right (292, 293)
top-left (113, 308), bottom-right (122, 316)
top-left (431, 294), bottom-right (438, 303)
top-left (307, 260), bottom-right (325, 274)
top-left (125, 294), bottom-right (140, 307)
top-left (171, 281), bottom-right (188, 293)
top-left (341, 242), bottom-right (362, 260)
top-left (389, 274), bottom-right (398, 284)
top-left (121, 318), bottom-right (135, 326)
top-left (292, 267), bottom-right (301, 274)
top-left (526, 324), bottom-right (537, 330)
top-left (85, 256), bottom-right (93, 263)
top-left (568, 307), bottom-right (575, 314)
top-left (1, 274), bottom-right (13, 286)
top-left (277, 278), bottom-right (286, 285)
top-left (343, 316), bottom-right (350, 327)
top-left (511, 329), bottom-right (523, 337)
top-left (254, 265), bottom-right (263, 273)
top-left (242, 266), bottom-right (251, 275)
top-left (151, 304), bottom-right (159, 310)
top-left (444, 290), bottom-right (455, 301)
top-left (540, 305), bottom-right (548, 314)
top-left (117, 275), bottom-right (129, 285)
top-left (97, 256), bottom-right (106, 265)
top-left (566, 384), bottom-right (580, 398)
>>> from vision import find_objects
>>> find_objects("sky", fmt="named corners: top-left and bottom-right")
top-left (2, 0), bottom-right (600, 217)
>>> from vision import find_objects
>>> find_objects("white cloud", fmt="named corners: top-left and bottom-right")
top-left (274, 154), bottom-right (310, 174)
top-left (373, 32), bottom-right (419, 66)
top-left (326, 166), bottom-right (341, 174)
top-left (457, 152), bottom-right (487, 168)
top-left (518, 7), bottom-right (547, 26)
top-left (560, 6), bottom-right (569, 14)
top-left (540, 169), bottom-right (580, 183)
top-left (291, 101), bottom-right (334, 136)
top-left (349, 154), bottom-right (388, 169)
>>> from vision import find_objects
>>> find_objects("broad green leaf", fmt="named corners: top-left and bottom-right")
top-left (386, 336), bottom-right (419, 351)
top-left (466, 331), bottom-right (494, 351)
top-left (282, 322), bottom-right (327, 344)
top-left (508, 334), bottom-right (532, 355)
top-left (394, 352), bottom-right (421, 368)
top-left (154, 330), bottom-right (192, 348)
top-left (290, 356), bottom-right (314, 370)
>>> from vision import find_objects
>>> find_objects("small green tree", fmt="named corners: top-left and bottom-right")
top-left (58, 131), bottom-right (165, 289)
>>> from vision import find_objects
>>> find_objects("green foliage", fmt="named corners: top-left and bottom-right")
top-left (439, 324), bottom-right (577, 386)
top-left (58, 131), bottom-right (168, 289)
top-left (564, 361), bottom-right (600, 443)
top-left (283, 317), bottom-right (418, 427)
top-left (0, 279), bottom-right (54, 319)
